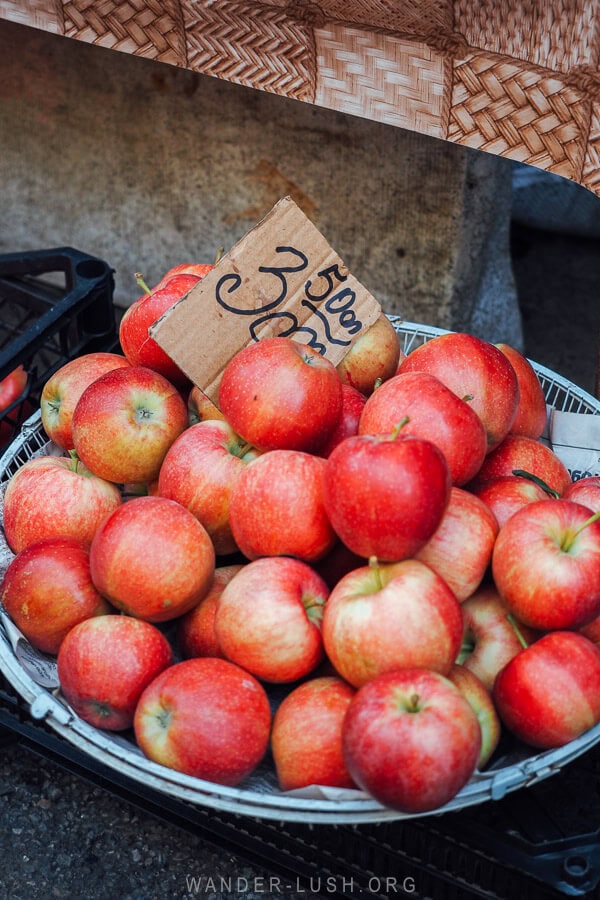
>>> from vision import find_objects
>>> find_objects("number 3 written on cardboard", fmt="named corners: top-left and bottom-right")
top-left (214, 246), bottom-right (363, 354)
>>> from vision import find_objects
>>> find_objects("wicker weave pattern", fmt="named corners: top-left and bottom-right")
top-left (454, 0), bottom-right (599, 74)
top-left (181, 0), bottom-right (315, 100)
top-left (0, 0), bottom-right (60, 31)
top-left (0, 0), bottom-right (599, 193)
top-left (315, 24), bottom-right (446, 135)
top-left (292, 0), bottom-right (453, 34)
top-left (61, 0), bottom-right (187, 65)
top-left (583, 103), bottom-right (600, 192)
top-left (449, 52), bottom-right (590, 181)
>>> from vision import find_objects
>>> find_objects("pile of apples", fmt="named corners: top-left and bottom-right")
top-left (2, 259), bottom-right (600, 817)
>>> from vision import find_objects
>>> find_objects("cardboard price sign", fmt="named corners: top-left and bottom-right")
top-left (150, 197), bottom-right (382, 402)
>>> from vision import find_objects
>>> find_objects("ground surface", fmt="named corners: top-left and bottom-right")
top-left (0, 223), bottom-right (599, 900)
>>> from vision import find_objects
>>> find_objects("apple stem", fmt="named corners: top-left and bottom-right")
top-left (512, 469), bottom-right (560, 499)
top-left (390, 417), bottom-right (410, 440)
top-left (68, 449), bottom-right (79, 474)
top-left (462, 393), bottom-right (474, 403)
top-left (303, 596), bottom-right (325, 626)
top-left (456, 635), bottom-right (475, 664)
top-left (135, 272), bottom-right (153, 296)
top-left (561, 510), bottom-right (600, 551)
top-left (506, 613), bottom-right (529, 650)
top-left (214, 247), bottom-right (225, 265)
top-left (408, 693), bottom-right (420, 712)
top-left (368, 556), bottom-right (383, 590)
top-left (373, 377), bottom-right (383, 391)
top-left (232, 440), bottom-right (255, 459)
top-left (155, 706), bottom-right (172, 729)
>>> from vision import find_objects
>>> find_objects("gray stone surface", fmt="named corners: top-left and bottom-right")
top-left (1, 19), bottom-right (520, 344)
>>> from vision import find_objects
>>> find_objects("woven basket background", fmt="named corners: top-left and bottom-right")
top-left (1, 0), bottom-right (599, 195)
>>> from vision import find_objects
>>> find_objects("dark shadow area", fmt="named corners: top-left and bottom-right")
top-left (511, 223), bottom-right (600, 398)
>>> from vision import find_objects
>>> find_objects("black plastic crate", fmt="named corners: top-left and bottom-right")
top-left (0, 247), bottom-right (118, 451)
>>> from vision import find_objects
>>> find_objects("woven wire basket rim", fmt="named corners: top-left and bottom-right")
top-left (1, 319), bottom-right (600, 823)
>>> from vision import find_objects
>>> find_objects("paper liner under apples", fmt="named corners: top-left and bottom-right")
top-left (0, 609), bottom-right (59, 689)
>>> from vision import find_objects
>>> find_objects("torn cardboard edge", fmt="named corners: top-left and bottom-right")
top-left (150, 196), bottom-right (382, 404)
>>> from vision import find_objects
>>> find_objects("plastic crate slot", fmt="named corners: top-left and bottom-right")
top-left (0, 247), bottom-right (117, 452)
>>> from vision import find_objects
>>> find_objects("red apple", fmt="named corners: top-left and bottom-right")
top-left (0, 364), bottom-right (27, 411)
top-left (271, 676), bottom-right (356, 791)
top-left (563, 476), bottom-right (600, 513)
top-left (496, 343), bottom-right (547, 440)
top-left (322, 558), bottom-right (464, 688)
top-left (228, 450), bottom-right (337, 562)
top-left (469, 474), bottom-right (552, 529)
top-left (318, 384), bottom-right (367, 458)
top-left (57, 615), bottom-right (173, 731)
top-left (218, 337), bottom-right (343, 453)
top-left (398, 332), bottom-right (519, 450)
top-left (90, 496), bottom-right (215, 623)
top-left (1, 537), bottom-right (111, 654)
top-left (457, 584), bottom-right (538, 692)
top-left (322, 428), bottom-right (451, 562)
top-left (177, 564), bottom-right (244, 660)
top-left (342, 668), bottom-right (481, 813)
top-left (0, 364), bottom-right (31, 449)
top-left (119, 273), bottom-right (203, 386)
top-left (2, 454), bottom-right (122, 553)
top-left (40, 352), bottom-right (131, 450)
top-left (446, 664), bottom-right (501, 769)
top-left (358, 371), bottom-right (488, 486)
top-left (153, 262), bottom-right (215, 290)
top-left (472, 434), bottom-right (572, 497)
top-left (214, 556), bottom-right (328, 683)
top-left (493, 631), bottom-right (600, 749)
top-left (133, 657), bottom-right (271, 785)
top-left (187, 385), bottom-right (226, 425)
top-left (414, 487), bottom-right (499, 601)
top-left (336, 313), bottom-right (400, 396)
top-left (72, 365), bottom-right (188, 485)
top-left (158, 420), bottom-right (262, 556)
top-left (492, 500), bottom-right (600, 630)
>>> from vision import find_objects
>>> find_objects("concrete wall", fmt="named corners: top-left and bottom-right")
top-left (0, 19), bottom-right (521, 345)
